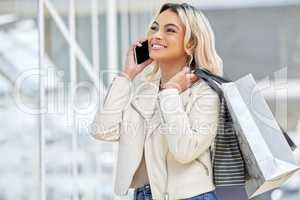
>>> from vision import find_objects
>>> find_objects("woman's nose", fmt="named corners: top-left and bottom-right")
top-left (152, 29), bottom-right (163, 40)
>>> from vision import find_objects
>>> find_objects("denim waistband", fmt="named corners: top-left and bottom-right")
top-left (135, 183), bottom-right (151, 193)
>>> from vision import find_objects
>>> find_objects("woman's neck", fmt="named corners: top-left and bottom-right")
top-left (158, 57), bottom-right (187, 85)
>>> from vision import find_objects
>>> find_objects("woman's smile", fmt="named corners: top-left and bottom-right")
top-left (151, 44), bottom-right (167, 50)
top-left (150, 40), bottom-right (168, 51)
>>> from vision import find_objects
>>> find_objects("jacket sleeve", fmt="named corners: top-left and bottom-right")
top-left (158, 87), bottom-right (220, 164)
top-left (89, 75), bottom-right (133, 142)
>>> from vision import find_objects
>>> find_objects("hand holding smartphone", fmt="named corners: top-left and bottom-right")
top-left (121, 39), bottom-right (152, 80)
top-left (134, 40), bottom-right (150, 64)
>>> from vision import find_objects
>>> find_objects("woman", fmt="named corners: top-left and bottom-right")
top-left (90, 2), bottom-right (222, 200)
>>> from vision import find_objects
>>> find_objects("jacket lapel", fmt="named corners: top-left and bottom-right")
top-left (130, 76), bottom-right (160, 120)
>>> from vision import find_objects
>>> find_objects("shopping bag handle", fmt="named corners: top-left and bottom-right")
top-left (281, 127), bottom-right (297, 151)
top-left (193, 67), bottom-right (297, 151)
top-left (193, 67), bottom-right (225, 101)
top-left (194, 67), bottom-right (231, 84)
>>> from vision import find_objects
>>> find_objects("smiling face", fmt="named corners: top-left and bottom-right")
top-left (148, 9), bottom-right (187, 62)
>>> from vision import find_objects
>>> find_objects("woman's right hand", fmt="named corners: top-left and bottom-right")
top-left (121, 39), bottom-right (153, 80)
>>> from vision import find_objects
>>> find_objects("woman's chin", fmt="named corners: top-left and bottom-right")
top-left (149, 54), bottom-right (167, 61)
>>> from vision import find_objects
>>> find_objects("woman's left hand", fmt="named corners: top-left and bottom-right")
top-left (164, 66), bottom-right (199, 93)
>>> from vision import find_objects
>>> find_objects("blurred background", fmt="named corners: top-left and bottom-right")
top-left (0, 0), bottom-right (299, 199)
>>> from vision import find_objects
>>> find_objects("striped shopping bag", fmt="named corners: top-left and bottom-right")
top-left (211, 98), bottom-right (247, 186)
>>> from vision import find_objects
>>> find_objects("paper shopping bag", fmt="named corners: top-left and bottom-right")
top-left (194, 68), bottom-right (300, 199)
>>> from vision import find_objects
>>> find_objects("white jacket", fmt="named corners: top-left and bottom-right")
top-left (89, 69), bottom-right (220, 200)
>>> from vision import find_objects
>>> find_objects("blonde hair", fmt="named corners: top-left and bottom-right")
top-left (145, 3), bottom-right (223, 81)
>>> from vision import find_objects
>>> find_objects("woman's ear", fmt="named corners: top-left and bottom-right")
top-left (186, 41), bottom-right (195, 55)
top-left (186, 35), bottom-right (197, 52)
top-left (186, 44), bottom-right (192, 52)
top-left (186, 47), bottom-right (194, 57)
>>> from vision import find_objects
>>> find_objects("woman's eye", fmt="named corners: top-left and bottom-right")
top-left (149, 26), bottom-right (175, 33)
top-left (166, 28), bottom-right (175, 33)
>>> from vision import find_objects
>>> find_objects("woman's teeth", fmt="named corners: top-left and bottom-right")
top-left (152, 44), bottom-right (166, 49)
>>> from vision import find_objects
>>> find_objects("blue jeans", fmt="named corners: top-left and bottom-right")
top-left (133, 184), bottom-right (218, 200)
top-left (133, 184), bottom-right (153, 200)
top-left (186, 191), bottom-right (218, 200)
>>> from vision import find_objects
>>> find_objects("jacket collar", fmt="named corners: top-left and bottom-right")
top-left (130, 69), bottom-right (194, 120)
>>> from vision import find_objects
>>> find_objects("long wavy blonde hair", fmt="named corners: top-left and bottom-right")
top-left (145, 3), bottom-right (223, 81)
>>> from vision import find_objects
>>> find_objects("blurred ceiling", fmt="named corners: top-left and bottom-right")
top-left (0, 0), bottom-right (300, 16)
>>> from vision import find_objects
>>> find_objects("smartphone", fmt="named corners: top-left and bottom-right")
top-left (134, 40), bottom-right (150, 64)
